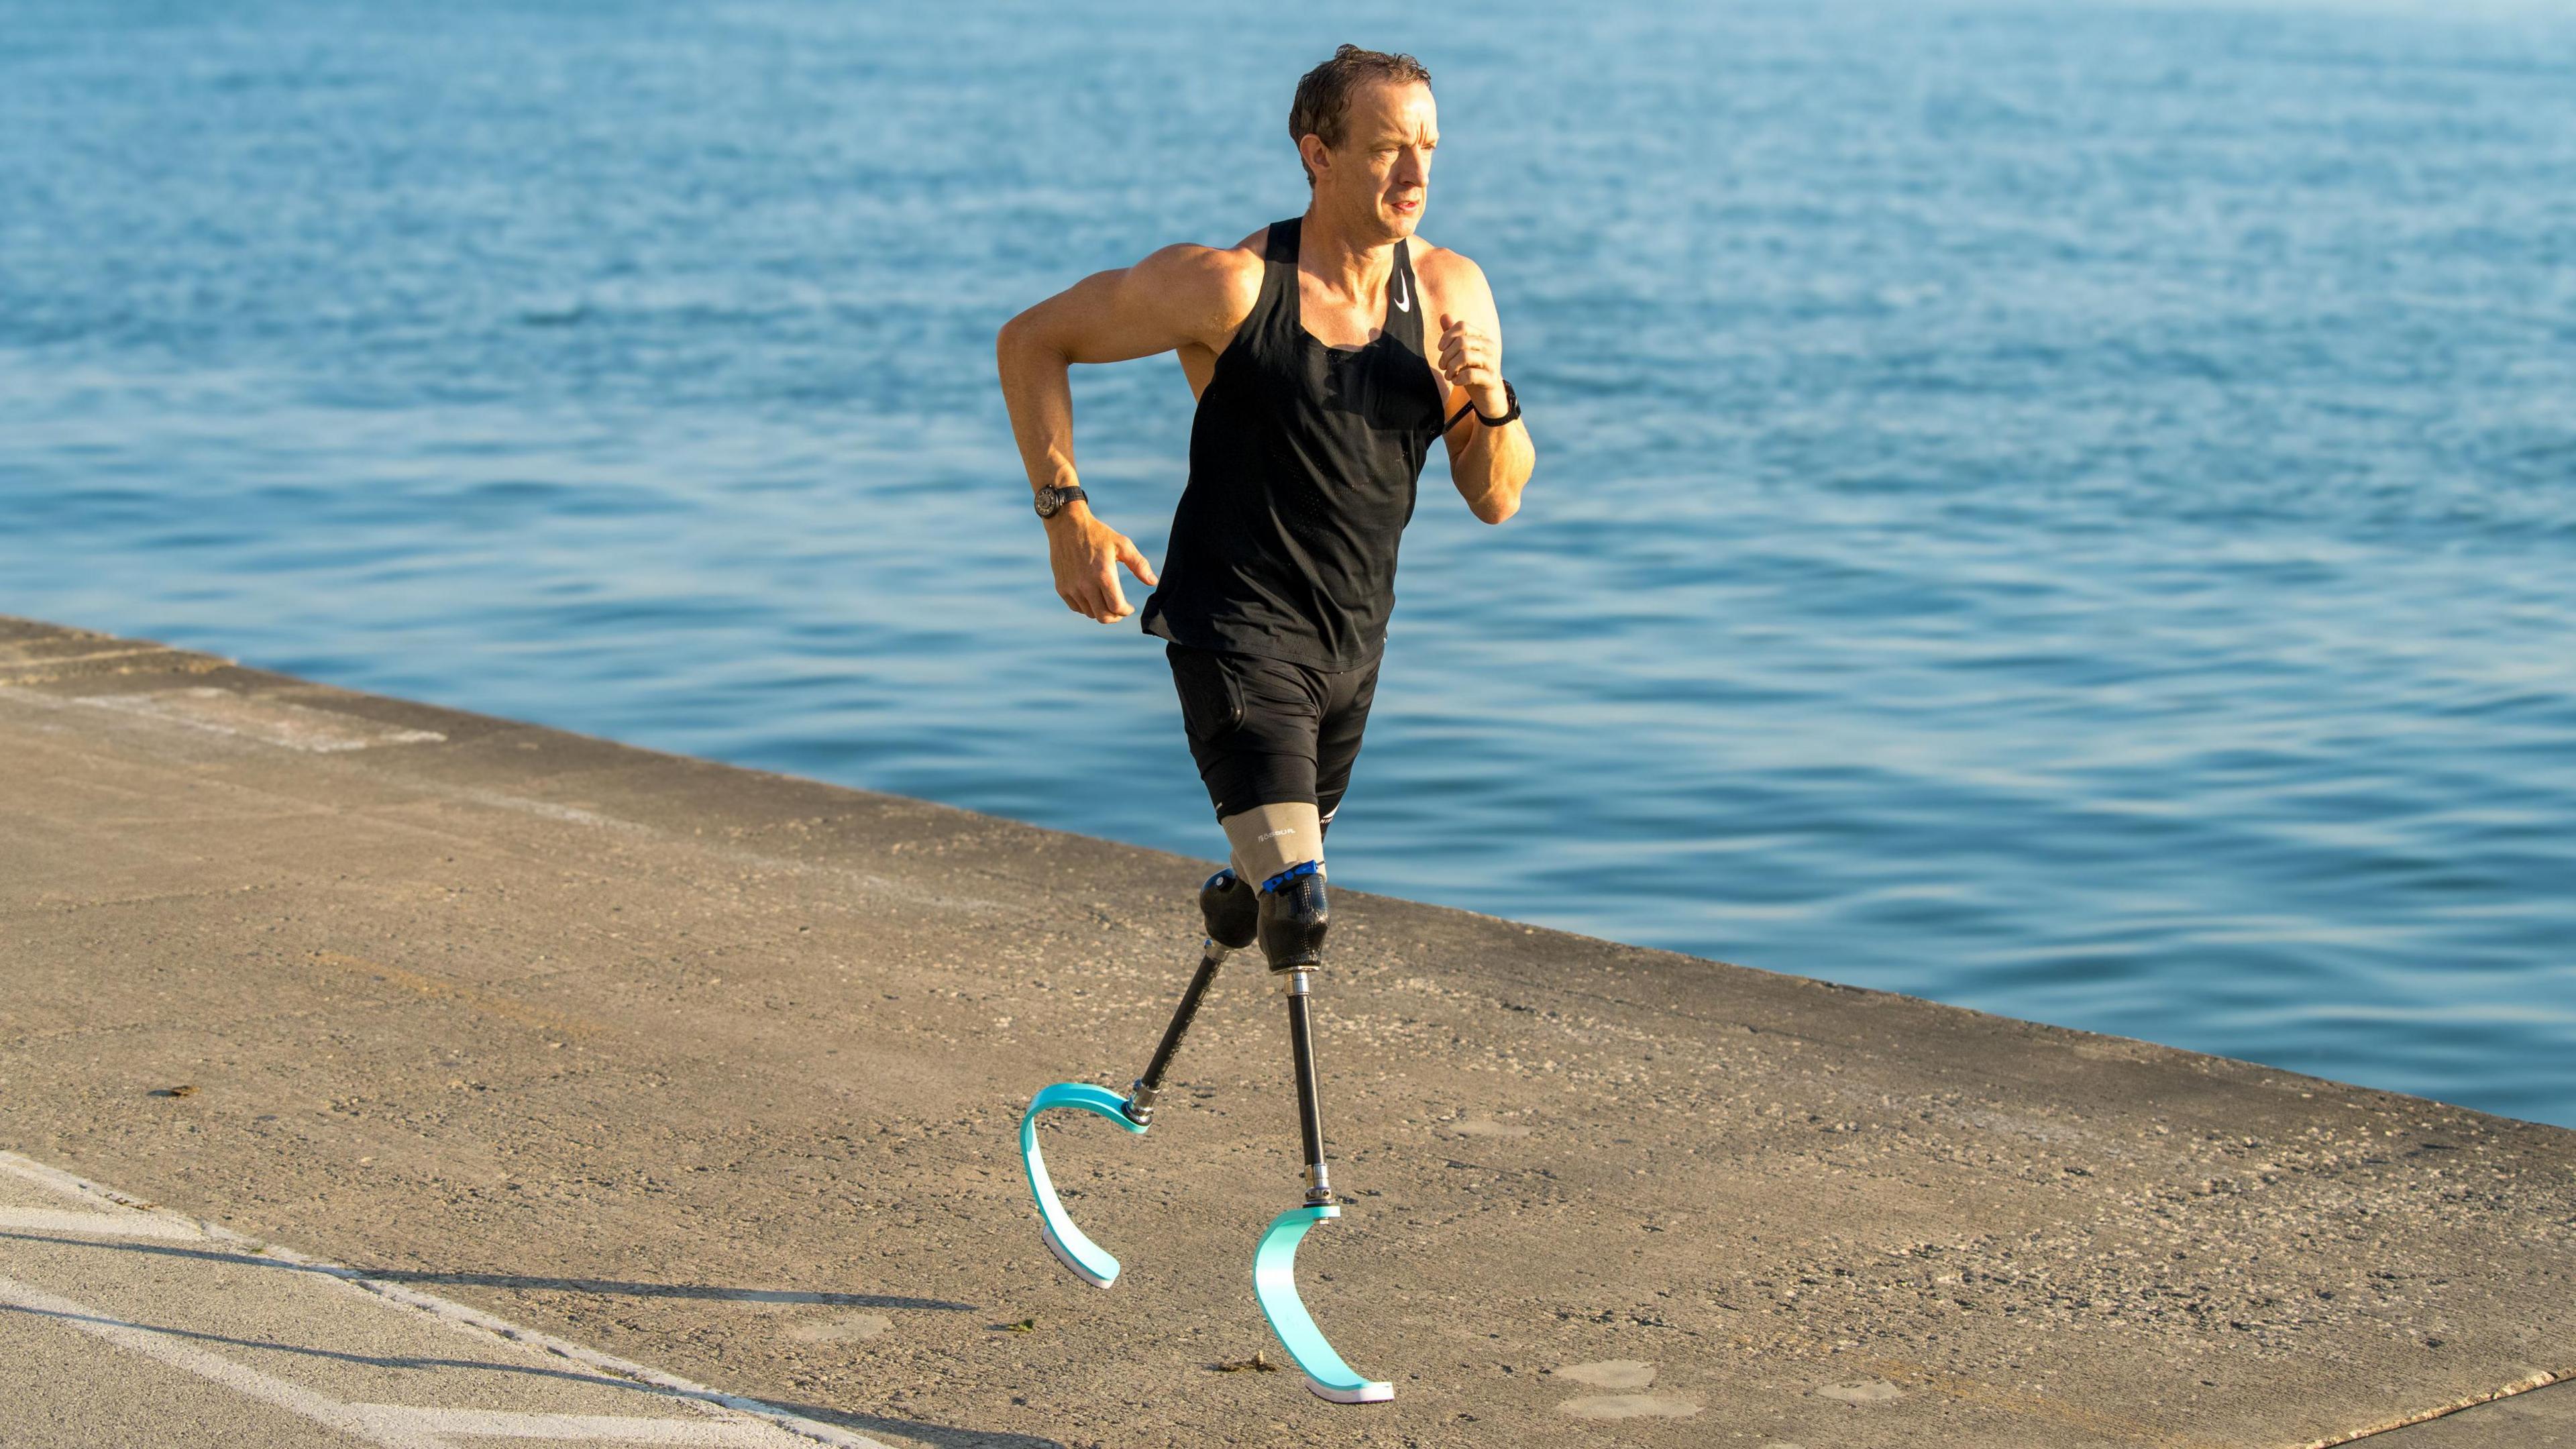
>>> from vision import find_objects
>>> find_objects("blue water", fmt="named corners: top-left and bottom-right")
top-left (5, 0), bottom-right (2573, 1126)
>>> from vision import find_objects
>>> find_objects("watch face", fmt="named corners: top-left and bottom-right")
top-left (1036, 486), bottom-right (1059, 516)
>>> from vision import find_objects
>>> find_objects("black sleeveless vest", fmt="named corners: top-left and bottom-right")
top-left (1139, 215), bottom-right (1450, 671)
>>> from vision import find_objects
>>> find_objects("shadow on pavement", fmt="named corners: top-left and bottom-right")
top-left (363, 1268), bottom-right (977, 1311)
top-left (1, 1230), bottom-right (973, 1310)
top-left (3, 1294), bottom-right (1067, 1449)
top-left (6, 1232), bottom-right (1052, 1447)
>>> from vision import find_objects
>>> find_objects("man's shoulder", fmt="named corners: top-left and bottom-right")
top-left (1406, 237), bottom-right (1497, 327)
top-left (1154, 227), bottom-right (1269, 270)
top-left (1135, 230), bottom-right (1269, 337)
top-left (1406, 237), bottom-right (1487, 288)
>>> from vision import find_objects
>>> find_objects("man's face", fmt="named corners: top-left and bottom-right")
top-left (1313, 80), bottom-right (1438, 238)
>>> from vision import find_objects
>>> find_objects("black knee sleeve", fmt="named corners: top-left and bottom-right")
top-left (1256, 861), bottom-right (1329, 971)
top-left (1198, 867), bottom-right (1258, 950)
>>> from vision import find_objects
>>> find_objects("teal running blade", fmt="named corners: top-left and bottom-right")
top-left (1018, 1081), bottom-right (1146, 1289)
top-left (1251, 1203), bottom-right (1395, 1404)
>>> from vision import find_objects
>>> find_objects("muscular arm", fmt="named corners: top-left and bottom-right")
top-left (1420, 250), bottom-right (1535, 525)
top-left (995, 241), bottom-right (1260, 622)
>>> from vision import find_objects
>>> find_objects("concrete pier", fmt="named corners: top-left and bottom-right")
top-left (3, 612), bottom-right (2570, 1448)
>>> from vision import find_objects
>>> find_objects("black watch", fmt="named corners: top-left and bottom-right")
top-left (1034, 484), bottom-right (1087, 519)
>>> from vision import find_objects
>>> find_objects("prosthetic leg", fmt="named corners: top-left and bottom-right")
top-left (1018, 867), bottom-right (1255, 1287)
top-left (1016, 857), bottom-right (1389, 1404)
top-left (1246, 861), bottom-right (1393, 1404)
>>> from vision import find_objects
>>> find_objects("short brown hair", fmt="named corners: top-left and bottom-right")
top-left (1289, 44), bottom-right (1433, 187)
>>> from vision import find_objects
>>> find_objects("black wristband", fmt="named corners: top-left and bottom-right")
top-left (1444, 378), bottom-right (1519, 433)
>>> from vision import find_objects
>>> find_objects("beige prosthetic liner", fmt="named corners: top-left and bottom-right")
top-left (1220, 800), bottom-right (1324, 892)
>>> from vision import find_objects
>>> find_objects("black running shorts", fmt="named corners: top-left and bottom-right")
top-left (1165, 641), bottom-right (1382, 825)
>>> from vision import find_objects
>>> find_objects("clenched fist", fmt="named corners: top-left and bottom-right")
top-left (1437, 311), bottom-right (1506, 418)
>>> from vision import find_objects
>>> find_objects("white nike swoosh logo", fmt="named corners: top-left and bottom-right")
top-left (1393, 271), bottom-right (1411, 313)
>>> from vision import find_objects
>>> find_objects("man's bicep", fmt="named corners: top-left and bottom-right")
top-left (1027, 246), bottom-right (1237, 366)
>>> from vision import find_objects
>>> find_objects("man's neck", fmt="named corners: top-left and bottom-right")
top-left (1299, 205), bottom-right (1400, 302)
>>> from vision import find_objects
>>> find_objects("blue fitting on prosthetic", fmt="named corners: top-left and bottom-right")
top-left (1260, 859), bottom-right (1324, 894)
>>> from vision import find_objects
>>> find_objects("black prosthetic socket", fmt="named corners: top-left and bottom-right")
top-left (1198, 867), bottom-right (1258, 950)
top-left (1256, 862), bottom-right (1330, 972)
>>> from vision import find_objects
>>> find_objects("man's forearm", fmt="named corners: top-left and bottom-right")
top-left (1454, 415), bottom-right (1534, 524)
top-left (996, 318), bottom-right (1081, 498)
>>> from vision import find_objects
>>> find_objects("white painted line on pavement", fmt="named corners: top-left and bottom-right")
top-left (0, 1274), bottom-right (447, 1449)
top-left (1, 1276), bottom-right (800, 1447)
top-left (0, 1152), bottom-right (894, 1449)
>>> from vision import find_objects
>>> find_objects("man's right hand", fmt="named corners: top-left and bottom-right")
top-left (1046, 502), bottom-right (1159, 623)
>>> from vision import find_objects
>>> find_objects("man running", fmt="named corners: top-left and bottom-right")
top-left (996, 44), bottom-right (1534, 965)
top-left (996, 46), bottom-right (1534, 1401)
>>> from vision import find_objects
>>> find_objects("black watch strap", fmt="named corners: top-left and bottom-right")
top-left (1444, 378), bottom-right (1519, 434)
top-left (1034, 484), bottom-right (1087, 519)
